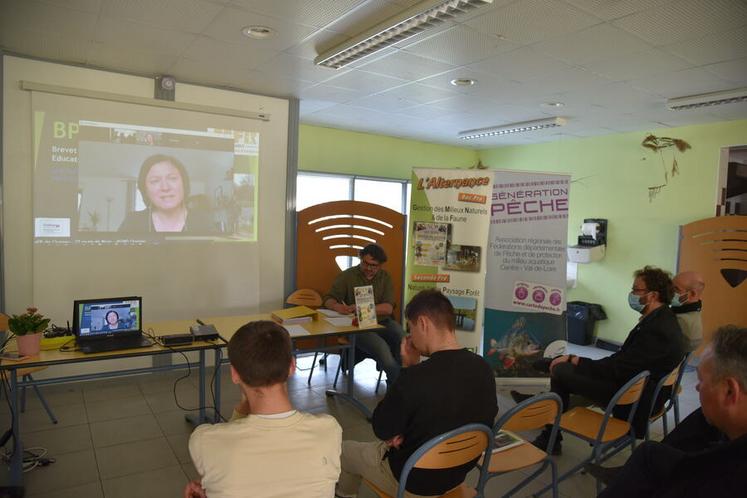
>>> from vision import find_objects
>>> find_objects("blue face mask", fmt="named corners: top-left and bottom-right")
top-left (671, 293), bottom-right (687, 307)
top-left (628, 292), bottom-right (646, 313)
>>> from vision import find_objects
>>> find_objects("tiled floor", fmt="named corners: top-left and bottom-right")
top-left (0, 348), bottom-right (701, 498)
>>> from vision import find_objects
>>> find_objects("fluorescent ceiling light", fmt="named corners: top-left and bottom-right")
top-left (458, 117), bottom-right (567, 140)
top-left (315, 0), bottom-right (493, 70)
top-left (667, 87), bottom-right (747, 110)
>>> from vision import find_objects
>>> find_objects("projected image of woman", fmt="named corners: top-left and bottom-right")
top-left (102, 310), bottom-right (120, 331)
top-left (119, 154), bottom-right (213, 233)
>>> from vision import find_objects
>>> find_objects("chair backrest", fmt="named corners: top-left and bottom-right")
top-left (286, 288), bottom-right (323, 308)
top-left (595, 370), bottom-right (650, 443)
top-left (498, 392), bottom-right (562, 432)
top-left (650, 353), bottom-right (690, 420)
top-left (398, 423), bottom-right (494, 498)
top-left (0, 313), bottom-right (8, 331)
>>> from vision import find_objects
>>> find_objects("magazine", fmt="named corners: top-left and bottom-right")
top-left (354, 285), bottom-right (377, 328)
top-left (492, 430), bottom-right (525, 453)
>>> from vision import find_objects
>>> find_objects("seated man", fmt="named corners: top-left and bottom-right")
top-left (324, 243), bottom-right (405, 384)
top-left (336, 290), bottom-right (498, 497)
top-left (512, 265), bottom-right (686, 453)
top-left (671, 270), bottom-right (705, 352)
top-left (597, 325), bottom-right (747, 498)
top-left (184, 321), bottom-right (342, 498)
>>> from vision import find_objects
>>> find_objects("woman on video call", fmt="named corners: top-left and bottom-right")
top-left (102, 310), bottom-right (120, 331)
top-left (118, 154), bottom-right (213, 233)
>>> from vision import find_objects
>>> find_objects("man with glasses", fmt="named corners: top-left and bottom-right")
top-left (324, 244), bottom-right (405, 384)
top-left (511, 266), bottom-right (685, 454)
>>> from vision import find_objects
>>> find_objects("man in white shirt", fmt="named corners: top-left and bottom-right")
top-left (184, 320), bottom-right (342, 498)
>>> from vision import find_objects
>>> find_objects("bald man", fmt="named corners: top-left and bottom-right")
top-left (671, 271), bottom-right (705, 352)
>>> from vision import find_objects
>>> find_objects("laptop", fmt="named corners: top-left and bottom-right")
top-left (73, 296), bottom-right (153, 354)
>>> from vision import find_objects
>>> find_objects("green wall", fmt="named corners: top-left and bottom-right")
top-left (299, 124), bottom-right (478, 178)
top-left (299, 119), bottom-right (747, 343)
top-left (479, 119), bottom-right (747, 342)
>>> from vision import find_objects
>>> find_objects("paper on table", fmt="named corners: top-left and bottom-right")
top-left (324, 316), bottom-right (354, 327)
top-left (318, 308), bottom-right (350, 318)
top-left (284, 324), bottom-right (310, 337)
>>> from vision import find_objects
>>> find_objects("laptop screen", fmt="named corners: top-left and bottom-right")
top-left (74, 297), bottom-right (142, 339)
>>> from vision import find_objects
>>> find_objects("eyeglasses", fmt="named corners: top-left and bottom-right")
top-left (631, 287), bottom-right (649, 294)
top-left (361, 260), bottom-right (380, 269)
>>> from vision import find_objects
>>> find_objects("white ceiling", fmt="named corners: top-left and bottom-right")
top-left (1, 0), bottom-right (746, 148)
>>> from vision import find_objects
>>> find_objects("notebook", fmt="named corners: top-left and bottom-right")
top-left (73, 296), bottom-right (153, 354)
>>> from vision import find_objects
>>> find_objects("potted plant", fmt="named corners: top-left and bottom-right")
top-left (8, 307), bottom-right (50, 356)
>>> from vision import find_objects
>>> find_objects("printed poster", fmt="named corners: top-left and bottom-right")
top-left (405, 169), bottom-right (493, 351)
top-left (484, 170), bottom-right (570, 378)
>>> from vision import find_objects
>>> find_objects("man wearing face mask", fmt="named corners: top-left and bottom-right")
top-left (671, 271), bottom-right (705, 352)
top-left (512, 266), bottom-right (685, 454)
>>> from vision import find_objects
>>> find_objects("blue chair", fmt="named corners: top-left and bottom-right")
top-left (364, 423), bottom-right (495, 498)
top-left (480, 393), bottom-right (561, 498)
top-left (535, 370), bottom-right (650, 496)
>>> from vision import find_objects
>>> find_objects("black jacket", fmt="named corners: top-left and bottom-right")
top-left (576, 305), bottom-right (685, 385)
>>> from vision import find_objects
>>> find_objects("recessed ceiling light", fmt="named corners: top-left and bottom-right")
top-left (451, 78), bottom-right (476, 87)
top-left (241, 25), bottom-right (275, 39)
top-left (541, 102), bottom-right (565, 108)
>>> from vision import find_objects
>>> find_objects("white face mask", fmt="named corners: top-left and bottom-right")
top-left (671, 292), bottom-right (688, 307)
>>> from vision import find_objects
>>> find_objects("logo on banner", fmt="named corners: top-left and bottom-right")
top-left (512, 281), bottom-right (564, 314)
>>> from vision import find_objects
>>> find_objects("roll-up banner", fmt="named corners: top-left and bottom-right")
top-left (405, 169), bottom-right (493, 352)
top-left (483, 170), bottom-right (570, 381)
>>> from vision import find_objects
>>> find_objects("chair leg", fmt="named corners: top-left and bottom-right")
top-left (321, 353), bottom-right (328, 371)
top-left (662, 412), bottom-right (669, 437)
top-left (333, 357), bottom-right (342, 389)
top-left (20, 378), bottom-right (27, 414)
top-left (674, 397), bottom-right (681, 426)
top-left (374, 370), bottom-right (384, 395)
top-left (307, 352), bottom-right (319, 386)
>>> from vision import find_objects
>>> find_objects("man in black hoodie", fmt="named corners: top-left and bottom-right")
top-left (336, 289), bottom-right (497, 497)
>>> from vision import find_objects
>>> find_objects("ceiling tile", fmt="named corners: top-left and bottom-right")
top-left (533, 23), bottom-right (653, 66)
top-left (298, 84), bottom-right (363, 103)
top-left (87, 43), bottom-right (179, 76)
top-left (94, 16), bottom-right (197, 57)
top-left (354, 92), bottom-right (422, 112)
top-left (299, 99), bottom-right (339, 115)
top-left (465, 0), bottom-right (602, 45)
top-left (662, 26), bottom-right (747, 66)
top-left (374, 83), bottom-right (461, 105)
top-left (234, 0), bottom-right (367, 29)
top-left (705, 101), bottom-right (747, 121)
top-left (583, 48), bottom-right (692, 82)
top-left (201, 6), bottom-right (317, 52)
top-left (0, 27), bottom-right (90, 63)
top-left (468, 46), bottom-right (574, 83)
top-left (100, 0), bottom-right (224, 33)
top-left (357, 51), bottom-right (455, 82)
top-left (703, 58), bottom-right (747, 86)
top-left (254, 53), bottom-right (342, 84)
top-left (402, 25), bottom-right (518, 66)
top-left (612, 0), bottom-right (747, 46)
top-left (323, 69), bottom-right (408, 94)
top-left (563, 0), bottom-right (676, 21)
top-left (631, 67), bottom-right (736, 98)
top-left (181, 36), bottom-right (278, 70)
top-left (36, 0), bottom-right (103, 12)
top-left (1, 0), bottom-right (98, 39)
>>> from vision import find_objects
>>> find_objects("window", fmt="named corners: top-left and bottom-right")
top-left (297, 172), bottom-right (409, 213)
